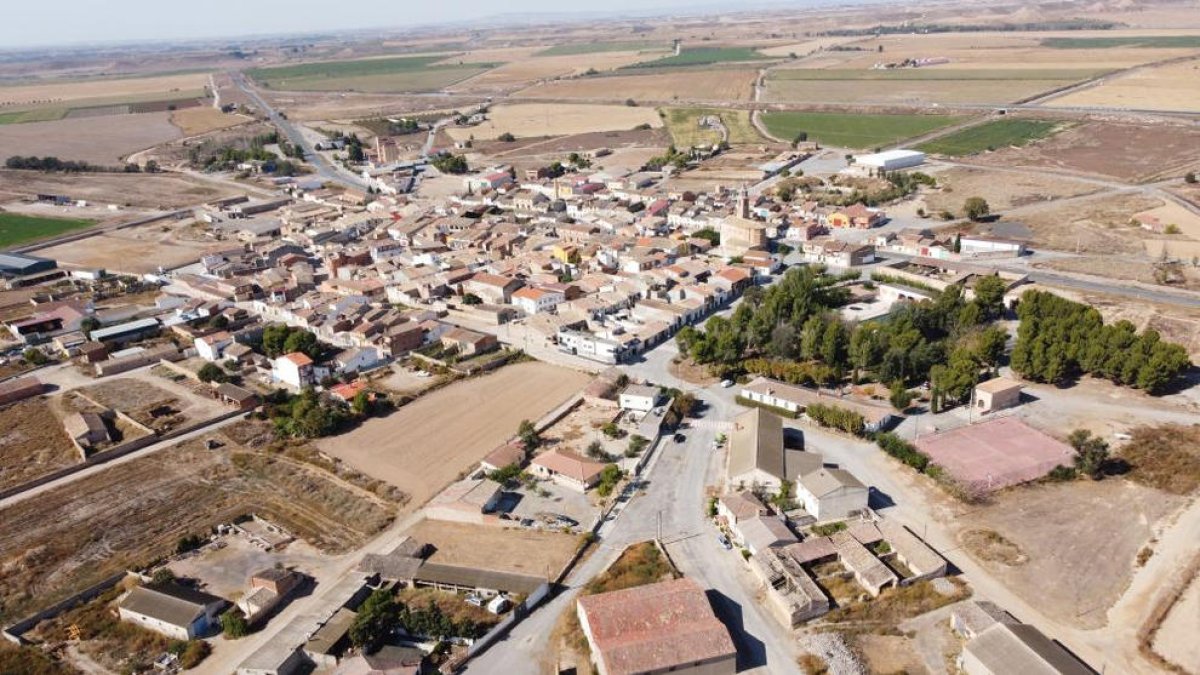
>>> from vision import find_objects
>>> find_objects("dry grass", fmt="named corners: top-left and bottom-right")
top-left (585, 541), bottom-right (678, 595)
top-left (797, 652), bottom-right (830, 674)
top-left (961, 528), bottom-right (1027, 566)
top-left (0, 434), bottom-right (398, 624)
top-left (35, 219), bottom-right (227, 274)
top-left (824, 578), bottom-right (970, 626)
top-left (0, 73), bottom-right (209, 109)
top-left (31, 583), bottom-right (175, 673)
top-left (0, 169), bottom-right (230, 209)
top-left (1049, 60), bottom-right (1200, 112)
top-left (0, 398), bottom-right (77, 491)
top-left (1010, 192), bottom-right (1165, 254)
top-left (445, 103), bottom-right (662, 141)
top-left (1120, 425), bottom-right (1200, 496)
top-left (407, 519), bottom-right (579, 579)
top-left (517, 69), bottom-right (759, 102)
top-left (396, 587), bottom-right (503, 629)
top-left (451, 51), bottom-right (655, 89)
top-left (170, 107), bottom-right (252, 136)
top-left (922, 166), bottom-right (1099, 213)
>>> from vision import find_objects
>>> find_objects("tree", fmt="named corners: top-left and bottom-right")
top-left (151, 568), bottom-right (176, 585)
top-left (692, 228), bottom-right (721, 246)
top-left (221, 610), bottom-right (250, 638)
top-left (198, 360), bottom-right (228, 381)
top-left (462, 293), bottom-right (483, 305)
top-left (596, 464), bottom-right (624, 497)
top-left (971, 275), bottom-right (1007, 320)
top-left (431, 154), bottom-right (469, 174)
top-left (625, 434), bottom-right (649, 458)
top-left (283, 329), bottom-right (318, 358)
top-left (601, 421), bottom-right (621, 438)
top-left (498, 132), bottom-right (516, 142)
top-left (586, 440), bottom-right (609, 460)
top-left (22, 348), bottom-right (47, 366)
top-left (349, 589), bottom-right (400, 652)
top-left (517, 419), bottom-right (541, 450)
top-left (80, 316), bottom-right (101, 338)
top-left (1186, 171), bottom-right (1197, 184)
top-left (1068, 429), bottom-right (1109, 479)
top-left (963, 196), bottom-right (990, 222)
top-left (144, 160), bottom-right (160, 173)
top-left (889, 380), bottom-right (914, 411)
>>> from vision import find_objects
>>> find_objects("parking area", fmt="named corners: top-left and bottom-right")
top-left (501, 481), bottom-right (598, 531)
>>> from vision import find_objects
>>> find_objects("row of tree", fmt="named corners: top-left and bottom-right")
top-left (1011, 290), bottom-right (1190, 394)
top-left (349, 589), bottom-right (490, 653)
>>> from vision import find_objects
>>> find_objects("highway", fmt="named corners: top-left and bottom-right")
top-left (229, 72), bottom-right (368, 190)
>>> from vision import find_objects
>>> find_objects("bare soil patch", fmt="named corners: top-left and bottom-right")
top-left (1037, 256), bottom-right (1200, 292)
top-left (0, 112), bottom-right (182, 165)
top-left (954, 480), bottom-right (1183, 628)
top-left (1119, 425), bottom-right (1200, 496)
top-left (0, 170), bottom-right (229, 209)
top-left (0, 73), bottom-right (209, 109)
top-left (35, 219), bottom-right (225, 273)
top-left (668, 357), bottom-right (719, 386)
top-left (0, 399), bottom-right (76, 492)
top-left (1152, 570), bottom-right (1200, 673)
top-left (1004, 192), bottom-right (1164, 254)
top-left (407, 519), bottom-right (578, 580)
top-left (1050, 59), bottom-right (1200, 113)
top-left (960, 528), bottom-right (1027, 566)
top-left (75, 376), bottom-right (226, 432)
top-left (517, 69), bottom-right (759, 102)
top-left (922, 166), bottom-right (1100, 214)
top-left (317, 361), bottom-right (588, 511)
top-left (0, 433), bottom-right (398, 623)
top-left (974, 121), bottom-right (1200, 183)
top-left (451, 51), bottom-right (654, 91)
top-left (856, 634), bottom-right (926, 674)
top-left (445, 103), bottom-right (661, 141)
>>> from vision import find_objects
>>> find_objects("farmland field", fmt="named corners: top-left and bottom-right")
top-left (918, 119), bottom-right (1066, 155)
top-left (764, 68), bottom-right (1102, 105)
top-left (0, 170), bottom-right (233, 209)
top-left (0, 399), bottom-right (77, 492)
top-left (625, 46), bottom-right (769, 68)
top-left (1047, 60), bottom-right (1200, 112)
top-left (0, 73), bottom-right (209, 110)
top-left (450, 51), bottom-right (655, 89)
top-left (169, 107), bottom-right (252, 136)
top-left (518, 69), bottom-right (759, 102)
top-left (247, 55), bottom-right (499, 92)
top-left (318, 361), bottom-right (588, 510)
top-left (35, 219), bottom-right (223, 274)
top-left (1041, 35), bottom-right (1200, 49)
top-left (0, 212), bottom-right (95, 247)
top-left (443, 103), bottom-right (662, 141)
top-left (0, 112), bottom-right (182, 164)
top-left (662, 107), bottom-right (762, 146)
top-left (537, 41), bottom-right (668, 56)
top-left (761, 111), bottom-right (964, 149)
top-left (407, 519), bottom-right (579, 579)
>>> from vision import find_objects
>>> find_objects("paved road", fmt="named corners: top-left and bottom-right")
top-left (230, 73), bottom-right (367, 190)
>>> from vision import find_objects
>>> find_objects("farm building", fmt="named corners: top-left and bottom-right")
top-left (618, 383), bottom-right (661, 413)
top-left (89, 317), bottom-right (161, 346)
top-left (63, 411), bottom-right (110, 449)
top-left (853, 149), bottom-right (926, 171)
top-left (750, 546), bottom-right (830, 627)
top-left (973, 377), bottom-right (1023, 414)
top-left (961, 622), bottom-right (1092, 675)
top-left (118, 582), bottom-right (225, 641)
top-left (576, 577), bottom-right (737, 675)
top-left (915, 417), bottom-right (1075, 492)
top-left (795, 467), bottom-right (868, 522)
top-left (732, 515), bottom-right (797, 555)
top-left (959, 235), bottom-right (1027, 258)
top-left (0, 376), bottom-right (45, 405)
top-left (0, 252), bottom-right (57, 280)
top-left (726, 407), bottom-right (787, 492)
top-left (237, 568), bottom-right (303, 624)
top-left (739, 376), bottom-right (897, 433)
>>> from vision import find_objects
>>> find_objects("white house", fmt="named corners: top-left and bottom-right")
top-left (118, 583), bottom-right (225, 641)
top-left (558, 329), bottom-right (630, 364)
top-left (194, 331), bottom-right (234, 362)
top-left (333, 345), bottom-right (381, 374)
top-left (618, 384), bottom-right (661, 413)
top-left (511, 287), bottom-right (565, 315)
top-left (272, 352), bottom-right (316, 389)
top-left (796, 467), bottom-right (869, 522)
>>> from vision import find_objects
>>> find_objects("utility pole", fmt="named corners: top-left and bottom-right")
top-left (657, 509), bottom-right (663, 542)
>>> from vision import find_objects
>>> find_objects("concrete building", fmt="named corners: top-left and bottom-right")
top-left (558, 328), bottom-right (630, 364)
top-left (795, 467), bottom-right (868, 522)
top-left (739, 377), bottom-right (897, 433)
top-left (63, 411), bottom-right (110, 449)
top-left (961, 622), bottom-right (1092, 675)
top-left (618, 384), bottom-right (660, 413)
top-left (734, 515), bottom-right (797, 555)
top-left (511, 287), bottom-right (565, 315)
top-left (960, 235), bottom-right (1026, 258)
top-left (237, 568), bottom-right (303, 624)
top-left (118, 582), bottom-right (225, 641)
top-left (726, 408), bottom-right (786, 492)
top-left (853, 149), bottom-right (925, 172)
top-left (577, 577), bottom-right (737, 675)
top-left (974, 377), bottom-right (1023, 414)
top-left (749, 547), bottom-right (830, 627)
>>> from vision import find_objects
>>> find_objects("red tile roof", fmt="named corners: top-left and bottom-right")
top-left (281, 352), bottom-right (313, 366)
top-left (577, 577), bottom-right (736, 675)
top-left (532, 449), bottom-right (606, 483)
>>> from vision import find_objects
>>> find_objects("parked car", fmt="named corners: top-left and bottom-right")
top-left (720, 379), bottom-right (734, 388)
top-left (674, 433), bottom-right (686, 443)
top-left (717, 534), bottom-right (732, 550)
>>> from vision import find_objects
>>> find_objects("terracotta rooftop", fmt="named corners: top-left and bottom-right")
top-left (532, 449), bottom-right (607, 483)
top-left (577, 577), bottom-right (736, 675)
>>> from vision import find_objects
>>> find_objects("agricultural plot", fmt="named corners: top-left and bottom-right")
top-left (918, 119), bottom-right (1066, 156)
top-left (0, 399), bottom-right (77, 492)
top-left (0, 170), bottom-right (232, 209)
top-left (451, 51), bottom-right (653, 89)
top-left (317, 361), bottom-right (588, 511)
top-left (407, 519), bottom-right (579, 580)
top-left (0, 212), bottom-right (95, 248)
top-left (537, 41), bottom-right (668, 56)
top-left (0, 433), bottom-right (399, 623)
top-left (765, 69), bottom-right (1102, 106)
top-left (1047, 60), bottom-right (1200, 113)
top-left (169, 107), bottom-right (252, 136)
top-left (518, 69), bottom-right (759, 102)
top-left (0, 111), bottom-right (182, 165)
top-left (445, 103), bottom-right (662, 141)
top-left (661, 107), bottom-right (762, 146)
top-left (760, 111), bottom-right (964, 149)
top-left (247, 55), bottom-right (500, 93)
top-left (1041, 35), bottom-right (1200, 49)
top-left (921, 166), bottom-right (1099, 213)
top-left (625, 47), bottom-right (769, 69)
top-left (0, 73), bottom-right (210, 124)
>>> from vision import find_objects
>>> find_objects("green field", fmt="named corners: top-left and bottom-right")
top-left (626, 47), bottom-right (769, 69)
top-left (1041, 35), bottom-right (1200, 49)
top-left (662, 107), bottom-right (763, 146)
top-left (770, 68), bottom-right (1107, 81)
top-left (247, 55), bottom-right (501, 92)
top-left (761, 111), bottom-right (965, 149)
top-left (0, 108), bottom-right (68, 125)
top-left (0, 213), bottom-right (95, 248)
top-left (918, 119), bottom-right (1065, 156)
top-left (536, 41), bottom-right (666, 56)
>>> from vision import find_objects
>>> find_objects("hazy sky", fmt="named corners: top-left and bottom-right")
top-left (2, 0), bottom-right (737, 49)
